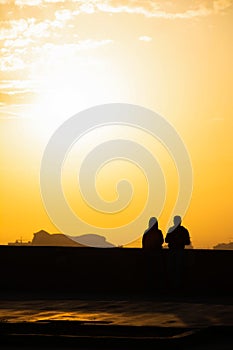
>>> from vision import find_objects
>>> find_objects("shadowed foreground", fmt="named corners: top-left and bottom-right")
top-left (0, 296), bottom-right (233, 349)
top-left (0, 247), bottom-right (232, 349)
top-left (0, 246), bottom-right (233, 295)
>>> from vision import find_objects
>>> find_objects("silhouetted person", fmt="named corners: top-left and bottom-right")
top-left (165, 216), bottom-right (190, 250)
top-left (142, 217), bottom-right (164, 251)
top-left (142, 217), bottom-right (164, 291)
top-left (165, 215), bottom-right (191, 290)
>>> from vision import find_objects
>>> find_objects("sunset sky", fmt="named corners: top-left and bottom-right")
top-left (1, 0), bottom-right (233, 248)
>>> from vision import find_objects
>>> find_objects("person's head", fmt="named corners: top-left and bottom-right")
top-left (149, 217), bottom-right (158, 229)
top-left (173, 215), bottom-right (182, 226)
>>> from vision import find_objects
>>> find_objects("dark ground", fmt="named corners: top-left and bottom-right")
top-left (0, 246), bottom-right (232, 349)
top-left (0, 292), bottom-right (233, 349)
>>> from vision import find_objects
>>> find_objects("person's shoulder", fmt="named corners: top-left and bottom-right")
top-left (180, 226), bottom-right (190, 239)
top-left (165, 229), bottom-right (172, 240)
top-left (167, 226), bottom-right (174, 234)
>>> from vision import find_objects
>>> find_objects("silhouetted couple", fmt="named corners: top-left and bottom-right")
top-left (142, 216), bottom-right (190, 291)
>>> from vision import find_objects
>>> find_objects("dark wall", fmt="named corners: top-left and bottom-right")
top-left (0, 246), bottom-right (232, 296)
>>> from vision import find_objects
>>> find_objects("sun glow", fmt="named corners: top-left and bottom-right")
top-left (24, 38), bottom-right (122, 141)
top-left (27, 63), bottom-right (119, 140)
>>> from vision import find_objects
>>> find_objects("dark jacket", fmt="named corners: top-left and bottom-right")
top-left (165, 225), bottom-right (190, 250)
top-left (142, 224), bottom-right (164, 251)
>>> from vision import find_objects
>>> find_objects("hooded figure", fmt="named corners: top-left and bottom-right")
top-left (142, 217), bottom-right (164, 251)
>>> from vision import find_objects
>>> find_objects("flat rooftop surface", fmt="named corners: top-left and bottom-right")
top-left (0, 294), bottom-right (233, 327)
top-left (0, 294), bottom-right (233, 349)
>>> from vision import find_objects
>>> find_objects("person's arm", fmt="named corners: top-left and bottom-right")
top-left (160, 231), bottom-right (164, 245)
top-left (184, 229), bottom-right (191, 245)
top-left (165, 232), bottom-right (170, 243)
top-left (142, 233), bottom-right (146, 249)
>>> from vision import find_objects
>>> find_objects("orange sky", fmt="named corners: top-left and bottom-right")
top-left (1, 0), bottom-right (233, 248)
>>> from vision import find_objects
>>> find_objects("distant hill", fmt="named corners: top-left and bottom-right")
top-left (66, 234), bottom-right (115, 248)
top-left (8, 230), bottom-right (194, 248)
top-left (213, 242), bottom-right (233, 250)
top-left (7, 230), bottom-right (116, 247)
top-left (31, 230), bottom-right (115, 247)
top-left (32, 230), bottom-right (85, 247)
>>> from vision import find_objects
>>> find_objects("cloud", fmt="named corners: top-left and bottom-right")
top-left (0, 37), bottom-right (112, 72)
top-left (0, 18), bottom-right (61, 41)
top-left (35, 40), bottom-right (113, 57)
top-left (139, 35), bottom-right (152, 42)
top-left (15, 0), bottom-right (42, 5)
top-left (79, 3), bottom-right (96, 14)
top-left (4, 38), bottom-right (33, 47)
top-left (213, 0), bottom-right (233, 12)
top-left (0, 111), bottom-right (30, 119)
top-left (1, 0), bottom-right (232, 18)
top-left (0, 96), bottom-right (38, 110)
top-left (0, 0), bottom-right (231, 101)
top-left (95, 2), bottom-right (213, 19)
top-left (0, 79), bottom-right (39, 90)
top-left (85, 1), bottom-right (231, 19)
top-left (55, 9), bottom-right (73, 21)
top-left (0, 55), bottom-right (26, 71)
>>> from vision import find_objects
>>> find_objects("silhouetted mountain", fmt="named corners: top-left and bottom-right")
top-left (213, 242), bottom-right (233, 250)
top-left (31, 230), bottom-right (115, 247)
top-left (32, 230), bottom-right (84, 247)
top-left (67, 234), bottom-right (115, 248)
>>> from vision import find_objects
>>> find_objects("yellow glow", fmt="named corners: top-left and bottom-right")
top-left (60, 125), bottom-right (178, 245)
top-left (1, 1), bottom-right (233, 248)
top-left (26, 56), bottom-right (122, 140)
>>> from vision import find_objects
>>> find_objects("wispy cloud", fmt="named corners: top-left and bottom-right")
top-left (213, 0), bottom-right (233, 12)
top-left (0, 9), bottom-right (113, 76)
top-left (0, 18), bottom-right (64, 41)
top-left (15, 0), bottom-right (42, 5)
top-left (0, 79), bottom-right (39, 91)
top-left (0, 0), bottom-right (232, 104)
top-left (3, 0), bottom-right (232, 18)
top-left (0, 55), bottom-right (26, 71)
top-left (0, 103), bottom-right (33, 119)
top-left (139, 35), bottom-right (152, 42)
top-left (1, 38), bottom-right (112, 68)
top-left (94, 0), bottom-right (232, 19)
